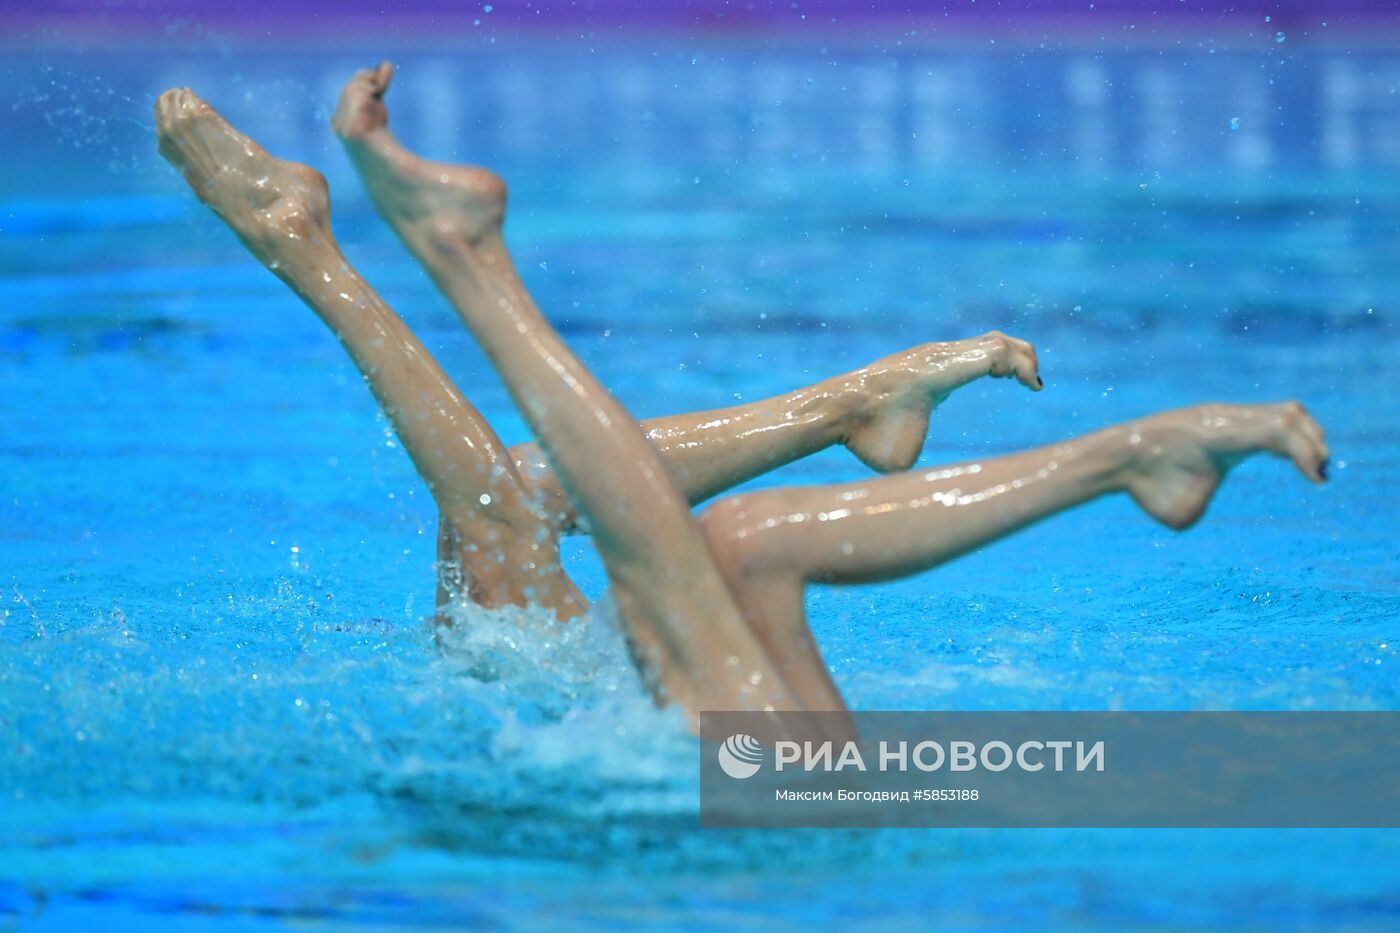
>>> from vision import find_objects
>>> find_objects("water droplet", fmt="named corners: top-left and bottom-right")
top-left (1274, 31), bottom-right (1286, 43)
top-left (1229, 116), bottom-right (1242, 130)
top-left (479, 493), bottom-right (492, 506)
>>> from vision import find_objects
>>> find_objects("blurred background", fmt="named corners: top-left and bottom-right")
top-left (2, 1), bottom-right (1398, 930)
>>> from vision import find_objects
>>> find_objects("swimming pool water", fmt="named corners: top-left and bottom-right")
top-left (2, 37), bottom-right (1398, 929)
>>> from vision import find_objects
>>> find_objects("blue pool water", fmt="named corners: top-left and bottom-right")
top-left (2, 37), bottom-right (1399, 929)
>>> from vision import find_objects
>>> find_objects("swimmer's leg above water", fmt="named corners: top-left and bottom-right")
top-left (158, 88), bottom-right (877, 730)
top-left (156, 88), bottom-right (1044, 601)
top-left (331, 63), bottom-right (1328, 725)
top-left (152, 88), bottom-right (587, 621)
top-left (514, 331), bottom-right (1044, 536)
top-left (157, 82), bottom-right (1329, 736)
top-left (336, 64), bottom-right (917, 728)
top-left (334, 107), bottom-right (833, 729)
top-left (331, 62), bottom-right (1044, 531)
top-left (698, 402), bottom-right (1329, 696)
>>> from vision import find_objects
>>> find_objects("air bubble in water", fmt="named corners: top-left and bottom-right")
top-left (1229, 117), bottom-right (1241, 130)
top-left (1274, 31), bottom-right (1286, 43)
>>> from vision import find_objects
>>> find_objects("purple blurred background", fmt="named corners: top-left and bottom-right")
top-left (5, 0), bottom-right (1398, 45)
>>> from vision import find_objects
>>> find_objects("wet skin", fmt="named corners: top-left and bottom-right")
top-left (155, 73), bottom-right (1328, 737)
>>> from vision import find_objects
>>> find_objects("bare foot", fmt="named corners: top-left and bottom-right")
top-left (845, 331), bottom-right (1042, 472)
top-left (330, 60), bottom-right (393, 139)
top-left (1125, 402), bottom-right (1329, 529)
top-left (333, 61), bottom-right (506, 246)
top-left (155, 88), bottom-right (332, 266)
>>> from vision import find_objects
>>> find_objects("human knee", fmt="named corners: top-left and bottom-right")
top-left (699, 494), bottom-right (783, 577)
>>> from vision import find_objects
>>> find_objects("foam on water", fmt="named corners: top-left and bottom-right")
top-left (435, 596), bottom-right (698, 804)
top-left (0, 584), bottom-right (707, 880)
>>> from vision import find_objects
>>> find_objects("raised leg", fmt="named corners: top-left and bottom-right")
top-left (699, 402), bottom-right (1329, 704)
top-left (512, 332), bottom-right (1044, 534)
top-left (335, 67), bottom-right (830, 731)
top-left (154, 88), bottom-right (586, 620)
top-left (331, 63), bottom-right (1046, 534)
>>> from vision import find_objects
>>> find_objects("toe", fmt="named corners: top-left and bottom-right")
top-left (372, 60), bottom-right (395, 94)
top-left (1276, 402), bottom-right (1329, 483)
top-left (154, 88), bottom-right (192, 128)
top-left (1010, 338), bottom-right (1042, 391)
top-left (1281, 424), bottom-right (1328, 484)
top-left (154, 87), bottom-right (178, 118)
top-left (1016, 355), bottom-right (1042, 391)
top-left (171, 87), bottom-right (209, 118)
top-left (154, 88), bottom-right (196, 162)
top-left (1313, 438), bottom-right (1331, 483)
top-left (1021, 338), bottom-right (1040, 377)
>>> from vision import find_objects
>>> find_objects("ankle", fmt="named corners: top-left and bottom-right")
top-left (831, 372), bottom-right (889, 442)
top-left (1113, 418), bottom-right (1183, 485)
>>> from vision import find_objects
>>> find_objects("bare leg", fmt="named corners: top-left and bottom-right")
top-left (330, 65), bottom-right (1045, 533)
top-left (699, 402), bottom-right (1329, 704)
top-left (512, 332), bottom-right (1044, 534)
top-left (154, 89), bottom-right (586, 620)
top-left (335, 67), bottom-right (831, 730)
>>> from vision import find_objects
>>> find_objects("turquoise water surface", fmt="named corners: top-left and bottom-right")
top-left (2, 38), bottom-right (1398, 929)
